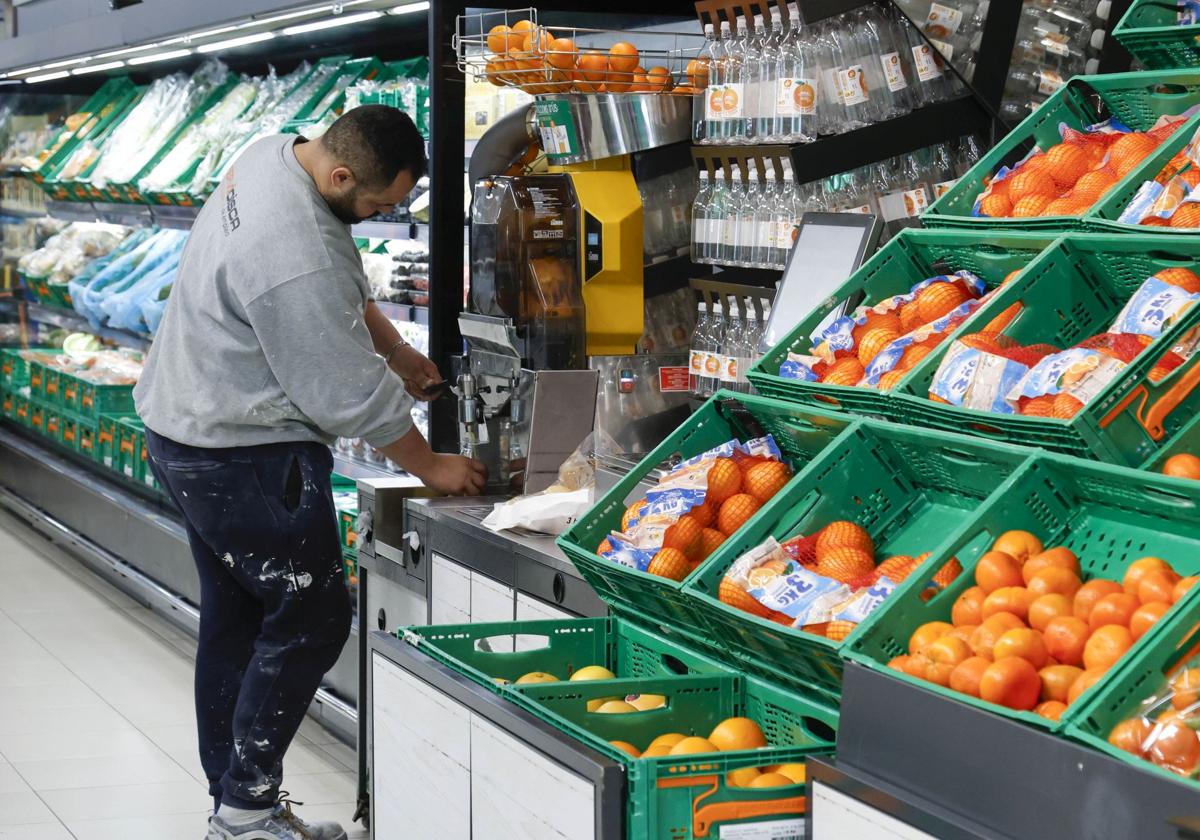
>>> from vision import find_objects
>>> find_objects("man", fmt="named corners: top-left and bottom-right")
top-left (135, 106), bottom-right (485, 840)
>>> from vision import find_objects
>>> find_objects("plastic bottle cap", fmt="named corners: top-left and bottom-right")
top-left (699, 169), bottom-right (709, 179)
top-left (1091, 29), bottom-right (1106, 50)
top-left (705, 22), bottom-right (714, 34)
top-left (754, 13), bottom-right (763, 25)
top-left (720, 20), bottom-right (731, 32)
top-left (1096, 0), bottom-right (1112, 21)
top-left (1086, 57), bottom-right (1100, 74)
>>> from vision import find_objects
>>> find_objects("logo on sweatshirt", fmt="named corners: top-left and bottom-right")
top-left (221, 166), bottom-right (241, 236)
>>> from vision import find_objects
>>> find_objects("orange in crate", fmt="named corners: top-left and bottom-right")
top-left (688, 499), bottom-right (715, 528)
top-left (898, 302), bottom-right (923, 333)
top-left (717, 493), bottom-right (762, 536)
top-left (898, 343), bottom-right (933, 371)
top-left (622, 498), bottom-right (648, 530)
top-left (1011, 194), bottom-right (1054, 217)
top-left (1070, 168), bottom-right (1118, 202)
top-left (822, 357), bottom-right (865, 386)
top-left (1043, 142), bottom-right (1092, 189)
top-left (718, 577), bottom-right (772, 618)
top-left (647, 547), bottom-right (690, 581)
top-left (864, 310), bottom-right (903, 331)
top-left (979, 192), bottom-right (1013, 217)
top-left (699, 527), bottom-right (726, 559)
top-left (877, 555), bottom-right (920, 582)
top-left (879, 370), bottom-right (907, 390)
top-left (1108, 132), bottom-right (1159, 178)
top-left (825, 620), bottom-right (857, 642)
top-left (816, 546), bottom-right (876, 583)
top-left (816, 521), bottom-right (874, 555)
top-left (857, 327), bottom-right (900, 366)
top-left (743, 460), bottom-right (792, 504)
top-left (933, 557), bottom-right (964, 589)
top-left (663, 515), bottom-right (703, 558)
top-left (1170, 204), bottom-right (1200, 228)
top-left (916, 282), bottom-right (969, 324)
top-left (1051, 393), bottom-right (1084, 419)
top-left (1007, 167), bottom-right (1060, 201)
top-left (706, 458), bottom-right (743, 505)
top-left (597, 538), bottom-right (613, 555)
top-left (1020, 394), bottom-right (1055, 417)
top-left (1155, 267), bottom-right (1200, 293)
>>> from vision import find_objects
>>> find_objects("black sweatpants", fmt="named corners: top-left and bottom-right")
top-left (145, 428), bottom-right (352, 811)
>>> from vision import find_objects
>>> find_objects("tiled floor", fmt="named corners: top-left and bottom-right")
top-left (0, 517), bottom-right (366, 840)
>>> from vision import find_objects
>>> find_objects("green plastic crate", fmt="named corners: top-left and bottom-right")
top-left (924, 71), bottom-right (1200, 232)
top-left (136, 425), bottom-right (157, 492)
top-left (1067, 584), bottom-right (1200, 788)
top-left (747, 228), bottom-right (1054, 418)
top-left (77, 378), bottom-right (134, 420)
top-left (685, 421), bottom-right (1035, 700)
top-left (1114, 0), bottom-right (1200, 70)
top-left (97, 414), bottom-right (121, 470)
top-left (846, 454), bottom-right (1200, 733)
top-left (60, 415), bottom-right (80, 453)
top-left (29, 402), bottom-right (45, 436)
top-left (21, 78), bottom-right (137, 184)
top-left (77, 417), bottom-right (99, 460)
top-left (403, 616), bottom-right (732, 699)
top-left (41, 86), bottom-right (147, 202)
top-left (44, 410), bottom-right (62, 445)
top-left (892, 232), bottom-right (1200, 466)
top-left (1, 390), bottom-right (16, 422)
top-left (0, 348), bottom-right (35, 390)
top-left (1088, 106), bottom-right (1200, 234)
top-left (117, 417), bottom-right (144, 483)
top-left (513, 673), bottom-right (836, 839)
top-left (60, 372), bottom-right (81, 415)
top-left (556, 393), bottom-right (855, 635)
top-left (12, 394), bottom-right (30, 428)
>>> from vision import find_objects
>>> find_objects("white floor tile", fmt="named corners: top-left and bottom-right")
top-left (0, 791), bottom-right (57, 826)
top-left (0, 681), bottom-right (105, 714)
top-left (65, 811), bottom-right (209, 840)
top-left (0, 764), bottom-right (30, 795)
top-left (0, 658), bottom-right (80, 689)
top-left (0, 727), bottom-right (162, 764)
top-left (14, 752), bottom-right (193, 792)
top-left (278, 772), bottom-right (357, 806)
top-left (39, 780), bottom-right (211, 822)
top-left (0, 704), bottom-right (134, 739)
top-left (0, 822), bottom-right (75, 839)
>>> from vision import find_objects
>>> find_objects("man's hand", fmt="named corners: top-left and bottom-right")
top-left (421, 453), bottom-right (488, 496)
top-left (390, 345), bottom-right (442, 400)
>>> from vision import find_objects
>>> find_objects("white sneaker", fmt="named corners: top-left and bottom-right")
top-left (206, 799), bottom-right (347, 840)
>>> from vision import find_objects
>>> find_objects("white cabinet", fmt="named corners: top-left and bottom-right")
top-left (431, 553), bottom-right (472, 625)
top-left (372, 654), bottom-right (471, 840)
top-left (372, 650), bottom-right (597, 840)
top-left (516, 591), bottom-right (574, 622)
top-left (472, 572), bottom-right (517, 627)
top-left (811, 782), bottom-right (938, 840)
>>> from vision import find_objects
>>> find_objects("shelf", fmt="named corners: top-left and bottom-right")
top-left (0, 204), bottom-right (47, 219)
top-left (24, 301), bottom-right (151, 351)
top-left (694, 96), bottom-right (993, 184)
top-left (375, 300), bottom-right (430, 325)
top-left (352, 221), bottom-right (429, 242)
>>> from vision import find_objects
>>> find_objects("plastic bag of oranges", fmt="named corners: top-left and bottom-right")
top-left (1106, 652), bottom-right (1200, 778)
top-left (779, 272), bottom-right (987, 387)
top-left (722, 537), bottom-right (852, 627)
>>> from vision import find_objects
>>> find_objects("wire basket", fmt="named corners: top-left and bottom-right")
top-left (454, 7), bottom-right (706, 95)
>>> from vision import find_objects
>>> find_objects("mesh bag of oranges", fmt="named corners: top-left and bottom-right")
top-left (973, 117), bottom-right (1188, 220)
top-left (596, 435), bottom-right (793, 580)
top-left (778, 272), bottom-right (993, 390)
top-left (928, 269), bottom-right (1200, 418)
top-left (717, 520), bottom-right (961, 638)
top-left (1104, 646), bottom-right (1200, 780)
top-left (889, 530), bottom-right (1195, 719)
top-left (1118, 124), bottom-right (1200, 228)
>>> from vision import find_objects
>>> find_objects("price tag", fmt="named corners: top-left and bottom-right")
top-left (659, 366), bottom-right (690, 393)
top-left (534, 99), bottom-right (580, 158)
top-left (719, 818), bottom-right (805, 839)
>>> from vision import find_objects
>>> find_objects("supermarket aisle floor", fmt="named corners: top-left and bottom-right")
top-left (0, 515), bottom-right (367, 840)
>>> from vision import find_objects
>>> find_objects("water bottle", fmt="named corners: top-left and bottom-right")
top-left (754, 166), bottom-right (778, 268)
top-left (699, 23), bottom-right (720, 143)
top-left (756, 8), bottom-right (784, 140)
top-left (928, 141), bottom-right (959, 201)
top-left (721, 310), bottom-right (747, 393)
top-left (956, 134), bottom-right (982, 177)
top-left (855, 7), bottom-right (913, 121)
top-left (721, 18), bottom-right (748, 142)
top-left (900, 11), bottom-right (951, 107)
top-left (739, 14), bottom-right (767, 142)
top-left (734, 165), bottom-right (761, 266)
top-left (691, 170), bottom-right (713, 263)
top-left (774, 3), bottom-right (820, 142)
top-left (709, 167), bottom-right (729, 263)
top-left (721, 164), bottom-right (745, 264)
top-left (828, 15), bottom-right (876, 129)
top-left (710, 21), bottom-right (733, 141)
top-left (689, 303), bottom-right (710, 394)
top-left (702, 302), bottom-right (728, 396)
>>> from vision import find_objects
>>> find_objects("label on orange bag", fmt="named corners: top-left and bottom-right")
top-left (719, 818), bottom-right (805, 838)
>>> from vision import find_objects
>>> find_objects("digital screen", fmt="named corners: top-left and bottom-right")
top-left (587, 233), bottom-right (599, 245)
top-left (761, 218), bottom-right (877, 352)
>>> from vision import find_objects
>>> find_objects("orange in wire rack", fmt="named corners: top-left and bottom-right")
top-left (686, 58), bottom-right (710, 88)
top-left (546, 37), bottom-right (577, 69)
top-left (646, 66), bottom-right (674, 92)
top-left (487, 25), bottom-right (513, 54)
top-left (608, 41), bottom-right (640, 74)
top-left (576, 51), bottom-right (607, 92)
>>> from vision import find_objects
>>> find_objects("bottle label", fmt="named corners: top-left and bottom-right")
top-left (776, 77), bottom-right (817, 116)
top-left (839, 66), bottom-right (869, 105)
top-left (756, 221), bottom-right (772, 251)
top-left (722, 83), bottom-right (745, 118)
top-left (880, 52), bottom-right (908, 92)
top-left (879, 189), bottom-right (909, 222)
top-left (930, 38), bottom-right (954, 61)
top-left (774, 219), bottom-right (797, 251)
top-left (705, 85), bottom-right (725, 119)
top-left (1043, 31), bottom-right (1071, 57)
top-left (1037, 70), bottom-right (1065, 96)
top-left (737, 218), bottom-right (757, 248)
top-left (671, 205), bottom-right (687, 226)
top-left (912, 45), bottom-right (943, 82)
top-left (902, 187), bottom-right (930, 217)
top-left (707, 216), bottom-right (724, 248)
top-left (689, 349), bottom-right (705, 376)
top-left (721, 355), bottom-right (739, 383)
top-left (703, 351), bottom-right (724, 379)
top-left (933, 178), bottom-right (958, 198)
top-left (846, 204), bottom-right (872, 214)
top-left (925, 3), bottom-right (964, 38)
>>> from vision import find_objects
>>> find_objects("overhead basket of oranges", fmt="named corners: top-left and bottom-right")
top-left (454, 8), bottom-right (706, 96)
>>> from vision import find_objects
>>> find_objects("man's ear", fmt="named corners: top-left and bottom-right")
top-left (330, 165), bottom-right (355, 189)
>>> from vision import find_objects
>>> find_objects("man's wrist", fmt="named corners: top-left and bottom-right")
top-left (383, 338), bottom-right (409, 365)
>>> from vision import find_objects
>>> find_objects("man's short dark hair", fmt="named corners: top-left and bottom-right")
top-left (321, 105), bottom-right (427, 188)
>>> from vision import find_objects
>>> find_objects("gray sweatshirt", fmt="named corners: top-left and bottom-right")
top-left (134, 135), bottom-right (413, 450)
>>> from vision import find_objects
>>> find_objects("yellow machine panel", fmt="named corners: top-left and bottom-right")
top-left (552, 157), bottom-right (644, 356)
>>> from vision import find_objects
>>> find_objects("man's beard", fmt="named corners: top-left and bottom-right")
top-left (326, 189), bottom-right (368, 225)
